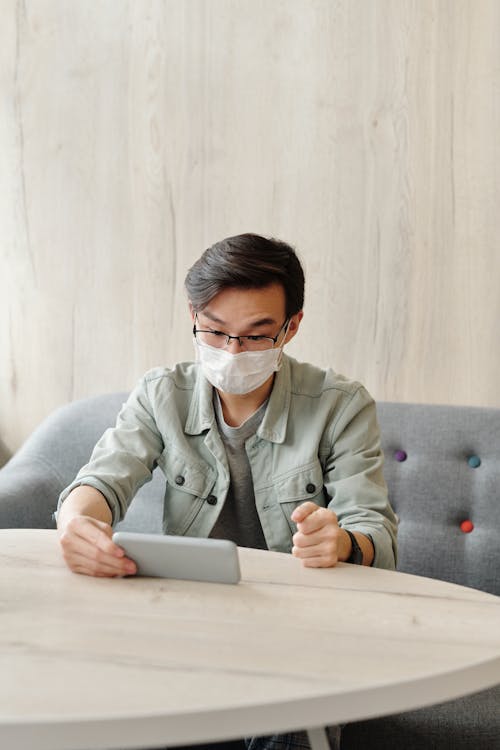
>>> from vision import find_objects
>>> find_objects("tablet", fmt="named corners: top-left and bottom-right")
top-left (112, 531), bottom-right (241, 584)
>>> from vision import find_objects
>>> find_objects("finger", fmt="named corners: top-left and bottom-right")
top-left (292, 544), bottom-right (322, 558)
top-left (293, 527), bottom-right (339, 562)
top-left (68, 552), bottom-right (131, 577)
top-left (69, 553), bottom-right (120, 577)
top-left (298, 509), bottom-right (339, 537)
top-left (293, 529), bottom-right (324, 548)
top-left (67, 550), bottom-right (136, 577)
top-left (292, 539), bottom-right (338, 559)
top-left (301, 556), bottom-right (336, 568)
top-left (296, 509), bottom-right (331, 535)
top-left (291, 502), bottom-right (319, 524)
top-left (71, 518), bottom-right (124, 558)
top-left (62, 535), bottom-right (136, 575)
top-left (78, 535), bottom-right (133, 569)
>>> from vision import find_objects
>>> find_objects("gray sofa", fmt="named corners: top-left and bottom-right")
top-left (0, 394), bottom-right (499, 748)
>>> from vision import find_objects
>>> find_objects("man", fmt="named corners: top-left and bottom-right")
top-left (56, 233), bottom-right (398, 749)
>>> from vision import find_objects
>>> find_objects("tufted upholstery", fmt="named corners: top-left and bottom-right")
top-left (0, 394), bottom-right (499, 748)
top-left (377, 401), bottom-right (500, 596)
top-left (342, 401), bottom-right (500, 750)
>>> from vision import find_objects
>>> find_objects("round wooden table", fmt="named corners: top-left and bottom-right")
top-left (1, 529), bottom-right (499, 749)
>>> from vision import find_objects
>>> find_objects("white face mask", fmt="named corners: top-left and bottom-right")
top-left (193, 337), bottom-right (285, 395)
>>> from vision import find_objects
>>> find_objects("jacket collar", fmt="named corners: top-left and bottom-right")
top-left (184, 366), bottom-right (215, 435)
top-left (184, 354), bottom-right (292, 444)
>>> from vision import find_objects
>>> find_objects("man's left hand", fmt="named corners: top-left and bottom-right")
top-left (291, 501), bottom-right (350, 568)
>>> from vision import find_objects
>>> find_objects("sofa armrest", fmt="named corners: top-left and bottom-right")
top-left (0, 455), bottom-right (61, 529)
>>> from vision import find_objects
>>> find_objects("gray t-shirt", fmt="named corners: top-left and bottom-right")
top-left (209, 393), bottom-right (268, 549)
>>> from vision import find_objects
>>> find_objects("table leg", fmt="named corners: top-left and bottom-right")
top-left (306, 726), bottom-right (331, 750)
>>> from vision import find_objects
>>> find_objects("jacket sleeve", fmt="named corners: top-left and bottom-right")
top-left (323, 386), bottom-right (398, 569)
top-left (56, 377), bottom-right (164, 525)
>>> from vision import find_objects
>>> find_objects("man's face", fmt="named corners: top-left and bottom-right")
top-left (190, 283), bottom-right (303, 353)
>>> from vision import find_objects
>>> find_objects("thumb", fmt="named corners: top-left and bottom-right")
top-left (291, 501), bottom-right (318, 524)
top-left (93, 518), bottom-right (114, 536)
top-left (81, 516), bottom-right (113, 537)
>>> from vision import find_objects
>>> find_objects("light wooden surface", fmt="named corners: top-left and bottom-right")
top-left (1, 1), bottom-right (500, 459)
top-left (1, 529), bottom-right (499, 750)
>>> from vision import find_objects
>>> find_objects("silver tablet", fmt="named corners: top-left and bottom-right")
top-left (112, 531), bottom-right (241, 584)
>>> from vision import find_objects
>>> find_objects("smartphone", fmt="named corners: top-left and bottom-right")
top-left (112, 531), bottom-right (241, 584)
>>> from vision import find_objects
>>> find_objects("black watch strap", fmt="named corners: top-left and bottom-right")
top-left (344, 529), bottom-right (363, 565)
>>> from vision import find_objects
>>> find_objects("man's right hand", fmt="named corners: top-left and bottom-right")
top-left (58, 516), bottom-right (137, 578)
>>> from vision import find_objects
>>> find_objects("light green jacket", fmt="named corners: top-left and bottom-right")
top-left (58, 355), bottom-right (398, 569)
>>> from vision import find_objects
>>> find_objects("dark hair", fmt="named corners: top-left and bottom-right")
top-left (184, 233), bottom-right (305, 317)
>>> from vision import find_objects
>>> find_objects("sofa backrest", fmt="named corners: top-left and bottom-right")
top-left (1, 394), bottom-right (498, 595)
top-left (377, 402), bottom-right (500, 595)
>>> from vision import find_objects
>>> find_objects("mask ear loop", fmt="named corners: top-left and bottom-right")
top-left (274, 319), bottom-right (291, 369)
top-left (280, 319), bottom-right (292, 347)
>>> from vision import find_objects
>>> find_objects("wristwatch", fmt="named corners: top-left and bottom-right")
top-left (344, 529), bottom-right (363, 565)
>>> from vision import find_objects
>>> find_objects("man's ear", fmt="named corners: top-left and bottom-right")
top-left (188, 302), bottom-right (195, 322)
top-left (284, 310), bottom-right (304, 344)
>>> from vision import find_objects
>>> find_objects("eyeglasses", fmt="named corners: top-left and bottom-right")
top-left (193, 314), bottom-right (289, 351)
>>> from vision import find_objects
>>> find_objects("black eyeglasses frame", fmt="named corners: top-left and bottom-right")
top-left (193, 314), bottom-right (290, 349)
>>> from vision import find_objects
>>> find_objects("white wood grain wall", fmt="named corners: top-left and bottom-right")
top-left (1, 0), bottom-right (499, 458)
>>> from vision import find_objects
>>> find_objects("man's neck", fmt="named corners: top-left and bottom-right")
top-left (217, 375), bottom-right (274, 427)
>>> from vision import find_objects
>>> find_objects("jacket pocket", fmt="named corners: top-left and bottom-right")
top-left (158, 449), bottom-right (216, 535)
top-left (275, 461), bottom-right (327, 534)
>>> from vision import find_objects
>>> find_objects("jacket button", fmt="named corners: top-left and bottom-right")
top-left (207, 495), bottom-right (218, 505)
top-left (175, 475), bottom-right (185, 485)
top-left (306, 483), bottom-right (316, 494)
